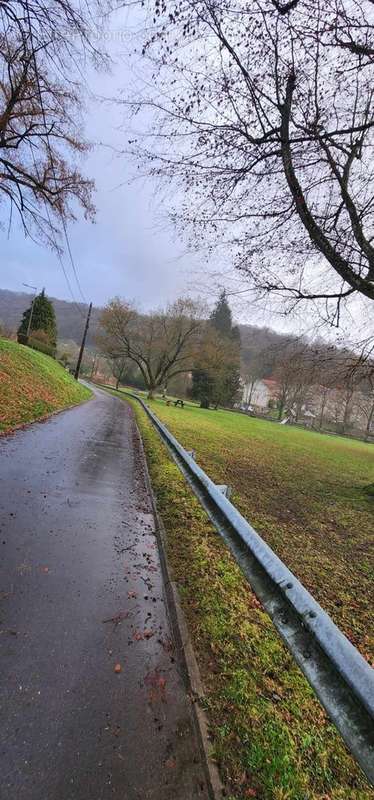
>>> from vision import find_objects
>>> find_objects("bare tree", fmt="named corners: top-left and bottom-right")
top-left (110, 355), bottom-right (129, 390)
top-left (273, 341), bottom-right (317, 420)
top-left (127, 0), bottom-right (374, 324)
top-left (357, 385), bottom-right (374, 441)
top-left (241, 346), bottom-right (274, 406)
top-left (98, 297), bottom-right (202, 398)
top-left (0, 0), bottom-right (110, 245)
top-left (345, 359), bottom-right (374, 439)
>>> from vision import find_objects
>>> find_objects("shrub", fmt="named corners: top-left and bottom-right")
top-left (28, 337), bottom-right (56, 359)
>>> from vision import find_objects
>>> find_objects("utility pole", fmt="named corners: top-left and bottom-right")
top-left (74, 303), bottom-right (92, 381)
top-left (22, 283), bottom-right (37, 341)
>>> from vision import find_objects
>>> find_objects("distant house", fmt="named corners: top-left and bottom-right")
top-left (242, 378), bottom-right (279, 411)
top-left (241, 376), bottom-right (374, 436)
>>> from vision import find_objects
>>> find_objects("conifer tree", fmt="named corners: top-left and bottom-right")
top-left (209, 290), bottom-right (233, 337)
top-left (192, 292), bottom-right (241, 408)
top-left (18, 290), bottom-right (57, 346)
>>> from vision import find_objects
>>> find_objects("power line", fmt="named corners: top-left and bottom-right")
top-left (28, 144), bottom-right (86, 318)
top-left (61, 220), bottom-right (87, 304)
top-left (55, 244), bottom-right (87, 318)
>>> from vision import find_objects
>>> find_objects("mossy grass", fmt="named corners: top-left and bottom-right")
top-left (0, 337), bottom-right (91, 432)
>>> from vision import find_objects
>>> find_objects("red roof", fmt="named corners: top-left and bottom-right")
top-left (262, 379), bottom-right (279, 391)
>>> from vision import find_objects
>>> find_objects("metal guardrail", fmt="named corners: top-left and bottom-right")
top-left (121, 390), bottom-right (374, 783)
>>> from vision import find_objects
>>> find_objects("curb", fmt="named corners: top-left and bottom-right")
top-left (131, 406), bottom-right (223, 800)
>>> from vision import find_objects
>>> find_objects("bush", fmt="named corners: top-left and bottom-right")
top-left (0, 321), bottom-right (14, 339)
top-left (58, 350), bottom-right (71, 367)
top-left (30, 328), bottom-right (51, 344)
top-left (28, 337), bottom-right (56, 358)
top-left (17, 328), bottom-right (56, 358)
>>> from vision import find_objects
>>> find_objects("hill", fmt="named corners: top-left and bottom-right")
top-left (0, 289), bottom-right (101, 347)
top-left (0, 338), bottom-right (91, 432)
top-left (0, 288), bottom-right (299, 361)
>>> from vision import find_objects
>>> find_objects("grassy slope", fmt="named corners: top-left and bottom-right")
top-left (147, 396), bottom-right (374, 664)
top-left (110, 389), bottom-right (373, 800)
top-left (0, 338), bottom-right (91, 432)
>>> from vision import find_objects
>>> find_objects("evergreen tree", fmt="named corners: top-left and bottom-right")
top-left (17, 289), bottom-right (57, 346)
top-left (191, 368), bottom-right (214, 409)
top-left (209, 290), bottom-right (232, 337)
top-left (192, 292), bottom-right (241, 408)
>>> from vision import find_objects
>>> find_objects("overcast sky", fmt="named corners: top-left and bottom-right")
top-left (1, 24), bottom-right (197, 310)
top-left (0, 7), bottom-right (301, 335)
top-left (0, 8), bottom-right (367, 347)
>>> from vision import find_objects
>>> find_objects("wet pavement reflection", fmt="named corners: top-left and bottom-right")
top-left (0, 387), bottom-right (208, 799)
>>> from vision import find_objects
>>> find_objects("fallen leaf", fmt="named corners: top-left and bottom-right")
top-left (144, 669), bottom-right (167, 703)
top-left (102, 611), bottom-right (129, 625)
top-left (114, 663), bottom-right (122, 673)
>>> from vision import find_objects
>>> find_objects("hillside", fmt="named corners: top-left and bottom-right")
top-left (0, 288), bottom-right (295, 359)
top-left (0, 338), bottom-right (91, 432)
top-left (0, 289), bottom-right (101, 347)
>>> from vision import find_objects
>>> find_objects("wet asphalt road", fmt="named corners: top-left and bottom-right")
top-left (0, 387), bottom-right (208, 800)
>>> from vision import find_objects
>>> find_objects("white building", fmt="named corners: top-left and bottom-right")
top-left (242, 379), bottom-right (279, 410)
top-left (241, 376), bottom-right (374, 436)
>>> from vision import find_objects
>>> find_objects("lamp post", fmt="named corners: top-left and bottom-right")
top-left (22, 283), bottom-right (37, 340)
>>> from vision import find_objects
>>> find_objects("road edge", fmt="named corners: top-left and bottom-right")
top-left (0, 392), bottom-right (93, 438)
top-left (132, 410), bottom-right (223, 800)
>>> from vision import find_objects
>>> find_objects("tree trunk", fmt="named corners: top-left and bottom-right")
top-left (341, 393), bottom-right (353, 435)
top-left (200, 397), bottom-right (210, 409)
top-left (247, 379), bottom-right (256, 405)
top-left (148, 386), bottom-right (156, 399)
top-left (116, 378), bottom-right (120, 390)
top-left (365, 403), bottom-right (374, 441)
top-left (319, 394), bottom-right (327, 430)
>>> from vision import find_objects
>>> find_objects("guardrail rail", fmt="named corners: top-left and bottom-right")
top-left (118, 389), bottom-right (374, 783)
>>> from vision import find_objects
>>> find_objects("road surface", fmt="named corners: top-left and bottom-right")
top-left (0, 387), bottom-right (209, 800)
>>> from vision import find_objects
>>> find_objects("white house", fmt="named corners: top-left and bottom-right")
top-left (242, 378), bottom-right (279, 410)
top-left (242, 376), bottom-right (374, 436)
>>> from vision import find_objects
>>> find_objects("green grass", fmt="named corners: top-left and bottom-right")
top-left (107, 387), bottom-right (374, 800)
top-left (141, 394), bottom-right (374, 664)
top-left (0, 338), bottom-right (91, 432)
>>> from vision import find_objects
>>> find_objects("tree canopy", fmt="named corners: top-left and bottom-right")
top-left (98, 297), bottom-right (202, 397)
top-left (0, 0), bottom-right (110, 246)
top-left (127, 0), bottom-right (374, 326)
top-left (17, 289), bottom-right (57, 346)
top-left (192, 292), bottom-right (241, 408)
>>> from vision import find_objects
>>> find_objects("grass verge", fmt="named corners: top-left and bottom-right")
top-left (108, 388), bottom-right (374, 800)
top-left (129, 392), bottom-right (374, 665)
top-left (0, 338), bottom-right (91, 432)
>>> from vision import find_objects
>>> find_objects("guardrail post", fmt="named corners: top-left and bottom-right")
top-left (216, 484), bottom-right (232, 500)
